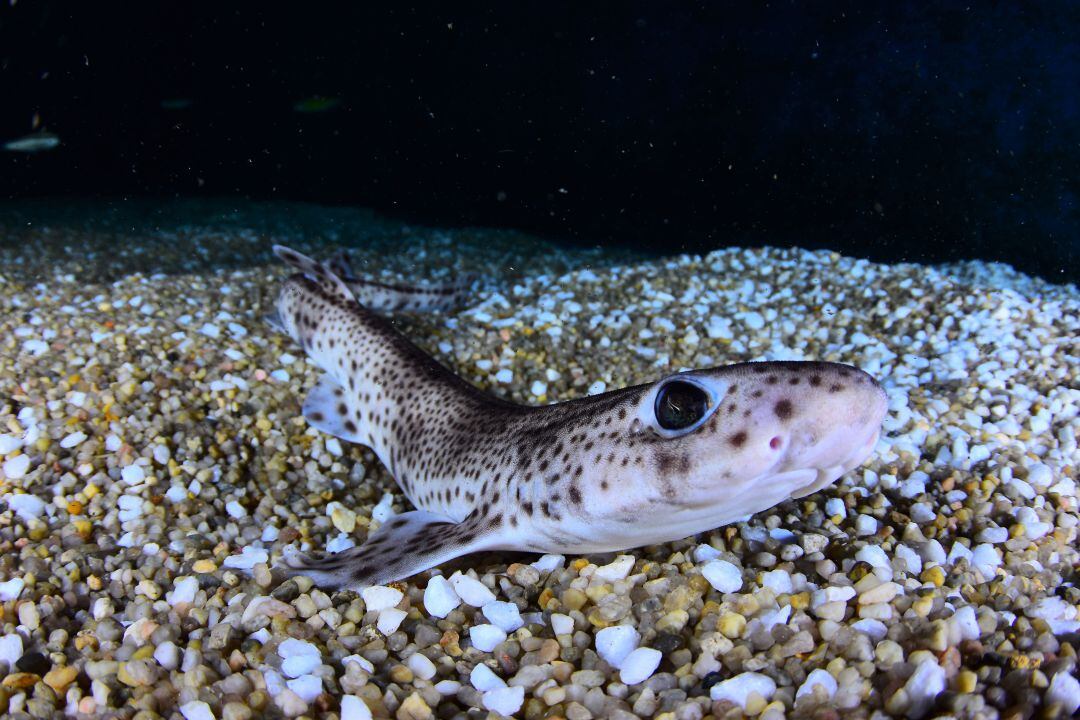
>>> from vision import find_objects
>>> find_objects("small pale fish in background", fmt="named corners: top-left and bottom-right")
top-left (4, 129), bottom-right (60, 152)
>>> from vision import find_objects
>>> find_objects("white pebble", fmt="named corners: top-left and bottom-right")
top-left (1026, 597), bottom-right (1080, 634)
top-left (22, 339), bottom-right (48, 355)
top-left (341, 654), bottom-right (375, 673)
top-left (702, 560), bottom-right (743, 593)
top-left (167, 576), bottom-right (199, 605)
top-left (105, 434), bottom-right (122, 452)
top-left (530, 380), bottom-right (547, 396)
top-left (154, 641), bottom-right (180, 670)
top-left (222, 546), bottom-right (268, 570)
top-left (1047, 671), bottom-right (1080, 715)
top-left (165, 486), bottom-right (188, 503)
top-left (971, 544), bottom-right (1002, 579)
top-left (855, 514), bottom-right (879, 536)
top-left (279, 640), bottom-right (322, 664)
top-left (340, 695), bottom-right (373, 720)
top-left (483, 686), bottom-right (525, 715)
top-left (5, 492), bottom-right (44, 520)
top-left (950, 606), bottom-right (981, 641)
top-left (760, 569), bottom-right (794, 594)
top-left (855, 545), bottom-right (890, 570)
top-left (153, 444), bottom-right (171, 464)
top-left (482, 601), bottom-right (524, 633)
top-left (851, 619), bottom-right (888, 641)
top-left (530, 554), bottom-right (565, 572)
top-left (796, 668), bottom-right (838, 699)
top-left (710, 671), bottom-right (777, 708)
top-left (0, 435), bottom-right (23, 455)
top-left (975, 526), bottom-right (1008, 544)
top-left (271, 369), bottom-right (290, 382)
top-left (825, 497), bottom-right (847, 518)
top-left (594, 555), bottom-right (636, 582)
top-left (618, 647), bottom-right (662, 685)
top-left (377, 608), bottom-right (408, 635)
top-left (1026, 462), bottom-right (1053, 487)
top-left (60, 431), bottom-right (87, 449)
top-left (362, 585), bottom-right (404, 612)
top-left (595, 625), bottom-right (640, 668)
top-left (371, 493), bottom-right (395, 523)
top-left (434, 680), bottom-right (461, 694)
top-left (903, 659), bottom-right (946, 717)
top-left (198, 323), bottom-right (220, 338)
top-left (470, 662), bottom-right (506, 691)
top-left (287, 674), bottom-right (323, 703)
top-left (469, 624), bottom-right (507, 652)
top-left (3, 455), bottom-right (32, 480)
top-left (423, 575), bottom-right (461, 618)
top-left (225, 500), bottom-right (247, 519)
top-left (325, 438), bottom-right (343, 456)
top-left (120, 464), bottom-right (146, 485)
top-left (894, 544), bottom-right (923, 575)
top-left (282, 653), bottom-right (321, 678)
top-left (0, 632), bottom-right (23, 666)
top-left (407, 652), bottom-right (436, 680)
top-left (0, 577), bottom-right (25, 601)
top-left (587, 380), bottom-right (607, 395)
top-left (494, 368), bottom-right (513, 383)
top-left (550, 613), bottom-right (575, 636)
top-left (693, 544), bottom-right (722, 562)
top-left (179, 700), bottom-right (215, 720)
top-left (449, 572), bottom-right (496, 606)
top-left (325, 534), bottom-right (354, 554)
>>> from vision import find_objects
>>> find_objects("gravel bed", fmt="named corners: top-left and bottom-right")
top-left (0, 204), bottom-right (1077, 719)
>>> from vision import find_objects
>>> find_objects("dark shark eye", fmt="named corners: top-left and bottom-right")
top-left (655, 381), bottom-right (710, 430)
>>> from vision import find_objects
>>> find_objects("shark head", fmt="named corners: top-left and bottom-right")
top-left (552, 361), bottom-right (888, 550)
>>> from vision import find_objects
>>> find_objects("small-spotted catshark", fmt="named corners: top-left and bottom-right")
top-left (268, 246), bottom-right (888, 589)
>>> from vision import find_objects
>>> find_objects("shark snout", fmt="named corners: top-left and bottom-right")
top-left (782, 370), bottom-right (888, 478)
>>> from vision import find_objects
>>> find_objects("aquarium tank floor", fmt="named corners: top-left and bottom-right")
top-left (0, 200), bottom-right (1077, 718)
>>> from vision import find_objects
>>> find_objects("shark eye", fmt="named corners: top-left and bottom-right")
top-left (655, 380), bottom-right (710, 430)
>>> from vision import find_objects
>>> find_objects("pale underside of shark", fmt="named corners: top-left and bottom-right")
top-left (267, 245), bottom-right (888, 590)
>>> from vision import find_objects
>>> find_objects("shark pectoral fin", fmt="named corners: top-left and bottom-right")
top-left (279, 510), bottom-right (494, 590)
top-left (302, 374), bottom-right (366, 443)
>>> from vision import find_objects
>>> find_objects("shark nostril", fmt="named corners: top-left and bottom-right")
top-left (770, 436), bottom-right (783, 450)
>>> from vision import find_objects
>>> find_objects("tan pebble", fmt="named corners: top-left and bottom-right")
top-left (396, 692), bottom-right (433, 720)
top-left (192, 559), bottom-right (217, 573)
top-left (718, 613), bottom-right (746, 639)
top-left (390, 664), bottom-right (414, 684)
top-left (744, 692), bottom-right (768, 715)
top-left (656, 609), bottom-right (689, 633)
top-left (44, 665), bottom-right (79, 694)
top-left (562, 589), bottom-right (587, 611)
top-left (857, 581), bottom-right (899, 605)
top-left (542, 686), bottom-right (566, 706)
top-left (537, 639), bottom-right (560, 664)
top-left (331, 506), bottom-right (357, 533)
top-left (911, 595), bottom-right (934, 617)
top-left (1, 673), bottom-right (40, 690)
top-left (814, 601), bottom-right (847, 622)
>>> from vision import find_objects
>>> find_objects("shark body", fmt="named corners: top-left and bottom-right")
top-left (269, 246), bottom-right (888, 589)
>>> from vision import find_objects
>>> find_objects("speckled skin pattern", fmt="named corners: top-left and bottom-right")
top-left (269, 245), bottom-right (889, 589)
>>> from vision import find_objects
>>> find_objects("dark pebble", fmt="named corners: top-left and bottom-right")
top-left (17, 651), bottom-right (50, 675)
top-left (652, 632), bottom-right (684, 656)
top-left (701, 671), bottom-right (724, 690)
top-left (272, 580), bottom-right (301, 602)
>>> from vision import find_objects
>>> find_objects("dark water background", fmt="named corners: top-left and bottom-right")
top-left (1, 2), bottom-right (1077, 283)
